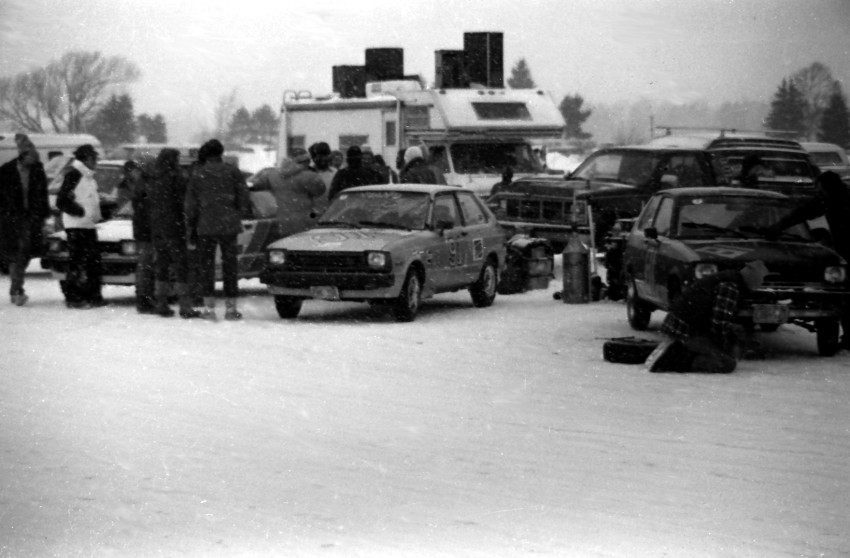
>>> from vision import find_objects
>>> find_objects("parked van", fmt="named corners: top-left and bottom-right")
top-left (0, 132), bottom-right (103, 178)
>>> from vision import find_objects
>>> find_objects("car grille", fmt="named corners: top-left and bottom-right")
top-left (286, 251), bottom-right (370, 273)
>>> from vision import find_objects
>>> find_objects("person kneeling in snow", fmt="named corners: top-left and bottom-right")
top-left (648, 260), bottom-right (770, 373)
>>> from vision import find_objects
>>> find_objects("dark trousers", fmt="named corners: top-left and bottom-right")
top-left (135, 241), bottom-right (155, 301)
top-left (153, 235), bottom-right (189, 283)
top-left (2, 216), bottom-right (41, 296)
top-left (197, 234), bottom-right (239, 298)
top-left (65, 228), bottom-right (103, 304)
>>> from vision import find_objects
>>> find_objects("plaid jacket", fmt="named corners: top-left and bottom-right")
top-left (661, 276), bottom-right (741, 342)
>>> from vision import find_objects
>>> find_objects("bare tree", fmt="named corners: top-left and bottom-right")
top-left (792, 62), bottom-right (837, 140)
top-left (213, 89), bottom-right (240, 138)
top-left (0, 51), bottom-right (139, 133)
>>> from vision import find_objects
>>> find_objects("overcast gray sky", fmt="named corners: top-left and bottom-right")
top-left (1, 0), bottom-right (849, 142)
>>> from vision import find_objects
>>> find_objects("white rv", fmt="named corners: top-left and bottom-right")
top-left (277, 34), bottom-right (566, 196)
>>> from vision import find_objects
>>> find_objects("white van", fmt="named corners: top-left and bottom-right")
top-left (0, 132), bottom-right (103, 178)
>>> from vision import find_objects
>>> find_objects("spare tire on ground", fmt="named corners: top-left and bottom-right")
top-left (603, 337), bottom-right (660, 364)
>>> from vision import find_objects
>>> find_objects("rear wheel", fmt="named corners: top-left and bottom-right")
top-left (274, 296), bottom-right (302, 319)
top-left (816, 318), bottom-right (840, 356)
top-left (470, 260), bottom-right (497, 307)
top-left (627, 281), bottom-right (652, 331)
top-left (392, 269), bottom-right (421, 322)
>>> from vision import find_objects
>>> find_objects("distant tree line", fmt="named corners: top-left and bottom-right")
top-left (0, 50), bottom-right (168, 147)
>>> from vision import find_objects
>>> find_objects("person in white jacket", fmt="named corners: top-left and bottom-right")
top-left (55, 144), bottom-right (105, 309)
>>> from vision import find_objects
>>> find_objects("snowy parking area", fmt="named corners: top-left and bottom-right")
top-left (2, 258), bottom-right (849, 557)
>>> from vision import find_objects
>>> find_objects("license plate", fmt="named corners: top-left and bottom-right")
top-left (310, 286), bottom-right (340, 301)
top-left (752, 303), bottom-right (789, 324)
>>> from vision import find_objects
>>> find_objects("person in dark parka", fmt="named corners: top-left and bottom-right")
top-left (147, 148), bottom-right (199, 318)
top-left (768, 170), bottom-right (850, 347)
top-left (327, 145), bottom-right (382, 200)
top-left (0, 134), bottom-right (51, 305)
top-left (185, 139), bottom-right (251, 320)
top-left (399, 146), bottom-right (441, 184)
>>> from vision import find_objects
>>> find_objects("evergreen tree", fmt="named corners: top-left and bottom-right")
top-left (507, 58), bottom-right (536, 89)
top-left (765, 79), bottom-right (806, 136)
top-left (818, 85), bottom-right (850, 148)
top-left (88, 93), bottom-right (136, 147)
top-left (228, 106), bottom-right (253, 144)
top-left (559, 94), bottom-right (592, 139)
top-left (137, 113), bottom-right (167, 143)
top-left (251, 104), bottom-right (279, 145)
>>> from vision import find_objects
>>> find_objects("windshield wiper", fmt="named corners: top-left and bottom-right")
top-left (357, 220), bottom-right (412, 231)
top-left (680, 222), bottom-right (748, 238)
top-left (316, 220), bottom-right (358, 228)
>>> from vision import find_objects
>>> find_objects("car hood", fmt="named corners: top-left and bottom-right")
top-left (268, 227), bottom-right (416, 251)
top-left (683, 238), bottom-right (844, 270)
top-left (50, 219), bottom-right (133, 242)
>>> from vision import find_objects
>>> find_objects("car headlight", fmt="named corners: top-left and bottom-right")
top-left (694, 262), bottom-right (718, 279)
top-left (366, 251), bottom-right (391, 270)
top-left (48, 238), bottom-right (66, 253)
top-left (268, 250), bottom-right (286, 265)
top-left (824, 265), bottom-right (846, 283)
top-left (120, 240), bottom-right (138, 256)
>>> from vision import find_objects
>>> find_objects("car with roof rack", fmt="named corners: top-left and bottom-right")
top-left (621, 186), bottom-right (849, 356)
top-left (801, 141), bottom-right (850, 181)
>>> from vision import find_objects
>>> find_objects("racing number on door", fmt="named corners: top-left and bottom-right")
top-left (446, 238), bottom-right (463, 267)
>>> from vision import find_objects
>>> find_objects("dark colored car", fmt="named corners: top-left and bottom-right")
top-left (622, 187), bottom-right (849, 356)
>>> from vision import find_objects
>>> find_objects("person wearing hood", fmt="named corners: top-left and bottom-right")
top-left (147, 148), bottom-right (200, 319)
top-left (185, 139), bottom-right (251, 321)
top-left (0, 133), bottom-right (50, 306)
top-left (258, 147), bottom-right (326, 238)
top-left (327, 145), bottom-right (382, 200)
top-left (649, 260), bottom-right (770, 373)
top-left (399, 146), bottom-right (441, 184)
top-left (55, 144), bottom-right (106, 309)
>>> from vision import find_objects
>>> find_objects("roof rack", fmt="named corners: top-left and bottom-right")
top-left (653, 125), bottom-right (800, 140)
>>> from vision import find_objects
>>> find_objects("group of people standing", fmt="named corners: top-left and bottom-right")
top-left (1, 135), bottom-right (452, 319)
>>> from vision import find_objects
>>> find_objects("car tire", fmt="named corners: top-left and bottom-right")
top-left (627, 281), bottom-right (652, 331)
top-left (470, 260), bottom-right (498, 307)
top-left (603, 337), bottom-right (661, 364)
top-left (274, 296), bottom-right (302, 319)
top-left (392, 268), bottom-right (421, 322)
top-left (816, 317), bottom-right (840, 356)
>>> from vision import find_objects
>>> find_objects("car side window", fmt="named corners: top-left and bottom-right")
top-left (456, 192), bottom-right (488, 226)
top-left (635, 196), bottom-right (661, 231)
top-left (433, 194), bottom-right (459, 227)
top-left (654, 197), bottom-right (674, 236)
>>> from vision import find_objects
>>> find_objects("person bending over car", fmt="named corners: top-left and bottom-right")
top-left (766, 170), bottom-right (850, 348)
top-left (648, 260), bottom-right (770, 373)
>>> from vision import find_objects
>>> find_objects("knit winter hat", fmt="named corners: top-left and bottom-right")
top-left (291, 147), bottom-right (311, 165)
top-left (404, 146), bottom-right (422, 164)
top-left (740, 260), bottom-right (769, 290)
top-left (15, 133), bottom-right (38, 158)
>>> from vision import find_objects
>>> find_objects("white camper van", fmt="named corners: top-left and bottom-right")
top-left (0, 133), bottom-right (103, 178)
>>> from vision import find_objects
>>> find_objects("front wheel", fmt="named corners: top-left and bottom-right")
top-left (816, 317), bottom-right (840, 356)
top-left (626, 281), bottom-right (652, 331)
top-left (392, 269), bottom-right (422, 322)
top-left (470, 260), bottom-right (497, 307)
top-left (274, 296), bottom-right (302, 319)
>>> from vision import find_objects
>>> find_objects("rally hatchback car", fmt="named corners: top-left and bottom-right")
top-left (622, 187), bottom-right (849, 356)
top-left (260, 184), bottom-right (507, 322)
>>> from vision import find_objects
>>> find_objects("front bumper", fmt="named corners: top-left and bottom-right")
top-left (738, 287), bottom-right (850, 322)
top-left (41, 254), bottom-right (137, 285)
top-left (260, 268), bottom-right (398, 299)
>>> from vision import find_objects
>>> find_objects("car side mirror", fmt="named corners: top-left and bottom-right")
top-left (644, 226), bottom-right (658, 240)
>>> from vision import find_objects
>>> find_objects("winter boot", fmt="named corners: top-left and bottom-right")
top-left (176, 283), bottom-right (200, 319)
top-left (225, 298), bottom-right (243, 321)
top-left (200, 297), bottom-right (217, 321)
top-left (154, 281), bottom-right (175, 317)
top-left (136, 293), bottom-right (157, 314)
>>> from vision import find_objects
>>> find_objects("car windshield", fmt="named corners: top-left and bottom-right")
top-left (675, 196), bottom-right (812, 240)
top-left (450, 142), bottom-right (542, 174)
top-left (319, 191), bottom-right (431, 230)
top-left (570, 151), bottom-right (662, 187)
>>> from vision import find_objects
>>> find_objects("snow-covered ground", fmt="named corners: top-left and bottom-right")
top-left (2, 258), bottom-right (849, 557)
